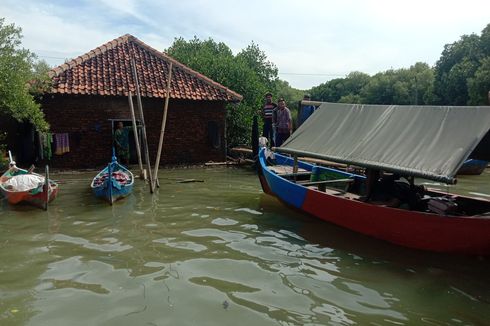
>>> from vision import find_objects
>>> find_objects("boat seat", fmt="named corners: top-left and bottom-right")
top-left (298, 178), bottom-right (354, 192)
top-left (279, 171), bottom-right (312, 179)
top-left (270, 165), bottom-right (309, 176)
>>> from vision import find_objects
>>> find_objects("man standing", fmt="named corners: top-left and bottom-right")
top-left (298, 94), bottom-right (316, 127)
top-left (260, 92), bottom-right (277, 146)
top-left (275, 98), bottom-right (292, 147)
top-left (114, 121), bottom-right (131, 165)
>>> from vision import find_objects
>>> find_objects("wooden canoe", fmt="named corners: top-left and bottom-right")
top-left (258, 148), bottom-right (490, 255)
top-left (0, 166), bottom-right (58, 209)
top-left (90, 157), bottom-right (134, 205)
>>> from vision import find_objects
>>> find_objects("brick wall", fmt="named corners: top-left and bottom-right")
top-left (41, 94), bottom-right (227, 168)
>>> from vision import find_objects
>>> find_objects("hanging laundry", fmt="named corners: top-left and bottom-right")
top-left (39, 132), bottom-right (53, 160)
top-left (54, 133), bottom-right (70, 155)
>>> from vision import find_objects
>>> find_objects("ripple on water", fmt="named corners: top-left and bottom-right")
top-left (234, 208), bottom-right (262, 215)
top-left (2, 168), bottom-right (489, 325)
top-left (153, 237), bottom-right (207, 253)
top-left (211, 217), bottom-right (239, 226)
top-left (53, 234), bottom-right (132, 252)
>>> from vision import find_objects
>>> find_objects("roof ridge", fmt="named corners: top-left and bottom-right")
top-left (128, 36), bottom-right (242, 101)
top-left (49, 34), bottom-right (132, 78)
top-left (48, 34), bottom-right (242, 101)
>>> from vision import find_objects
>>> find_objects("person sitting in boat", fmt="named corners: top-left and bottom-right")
top-left (364, 169), bottom-right (425, 210)
top-left (363, 169), bottom-right (403, 207)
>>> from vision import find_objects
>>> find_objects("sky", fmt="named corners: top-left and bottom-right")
top-left (1, 0), bottom-right (490, 90)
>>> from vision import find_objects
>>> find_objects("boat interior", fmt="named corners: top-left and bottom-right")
top-left (267, 160), bottom-right (490, 217)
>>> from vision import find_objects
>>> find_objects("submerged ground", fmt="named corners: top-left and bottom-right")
top-left (0, 166), bottom-right (489, 325)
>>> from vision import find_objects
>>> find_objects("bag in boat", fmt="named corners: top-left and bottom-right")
top-left (427, 197), bottom-right (458, 215)
top-left (3, 174), bottom-right (45, 192)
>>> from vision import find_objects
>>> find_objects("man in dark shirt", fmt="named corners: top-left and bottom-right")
top-left (298, 94), bottom-right (316, 127)
top-left (261, 92), bottom-right (277, 146)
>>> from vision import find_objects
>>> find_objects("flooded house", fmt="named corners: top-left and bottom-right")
top-left (30, 34), bottom-right (242, 168)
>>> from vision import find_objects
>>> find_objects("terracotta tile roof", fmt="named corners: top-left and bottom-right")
top-left (48, 34), bottom-right (242, 102)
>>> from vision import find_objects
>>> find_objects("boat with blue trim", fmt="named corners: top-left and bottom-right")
top-left (258, 102), bottom-right (490, 255)
top-left (91, 154), bottom-right (134, 204)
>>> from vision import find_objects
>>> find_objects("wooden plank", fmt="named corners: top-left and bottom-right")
top-left (270, 165), bottom-right (308, 175)
top-left (298, 156), bottom-right (347, 169)
top-left (298, 178), bottom-right (354, 186)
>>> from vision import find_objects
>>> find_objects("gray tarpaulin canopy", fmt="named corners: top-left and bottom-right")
top-left (277, 102), bottom-right (490, 184)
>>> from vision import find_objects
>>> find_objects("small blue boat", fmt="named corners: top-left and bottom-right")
top-left (457, 159), bottom-right (488, 175)
top-left (90, 154), bottom-right (134, 204)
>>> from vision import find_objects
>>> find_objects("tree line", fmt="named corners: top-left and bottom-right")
top-left (1, 18), bottom-right (490, 149)
top-left (310, 24), bottom-right (490, 106)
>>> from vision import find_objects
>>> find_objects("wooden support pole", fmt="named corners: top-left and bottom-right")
top-left (108, 162), bottom-right (113, 205)
top-left (44, 165), bottom-right (49, 211)
top-left (128, 91), bottom-right (144, 179)
top-left (293, 154), bottom-right (298, 183)
top-left (152, 62), bottom-right (173, 189)
top-left (131, 57), bottom-right (154, 193)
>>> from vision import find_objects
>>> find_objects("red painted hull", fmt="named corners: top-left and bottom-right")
top-left (258, 149), bottom-right (490, 255)
top-left (302, 189), bottom-right (490, 255)
top-left (1, 170), bottom-right (59, 209)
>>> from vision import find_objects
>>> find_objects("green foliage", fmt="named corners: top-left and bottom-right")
top-left (166, 37), bottom-right (278, 147)
top-left (468, 56), bottom-right (490, 105)
top-left (309, 64), bottom-right (434, 105)
top-left (0, 131), bottom-right (7, 169)
top-left (433, 24), bottom-right (490, 105)
top-left (30, 59), bottom-right (53, 98)
top-left (0, 18), bottom-right (48, 131)
top-left (310, 71), bottom-right (370, 102)
top-left (361, 63), bottom-right (434, 105)
top-left (308, 23), bottom-right (490, 107)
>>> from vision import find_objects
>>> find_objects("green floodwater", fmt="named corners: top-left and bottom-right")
top-left (0, 166), bottom-right (489, 326)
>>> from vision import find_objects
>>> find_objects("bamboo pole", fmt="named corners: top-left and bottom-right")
top-left (108, 162), bottom-right (113, 205)
top-left (44, 165), bottom-right (49, 211)
top-left (300, 100), bottom-right (323, 107)
top-left (130, 57), bottom-right (154, 193)
top-left (128, 91), bottom-right (144, 179)
top-left (152, 62), bottom-right (173, 189)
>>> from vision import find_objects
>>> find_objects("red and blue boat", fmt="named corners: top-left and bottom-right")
top-left (0, 152), bottom-right (58, 210)
top-left (258, 102), bottom-right (490, 255)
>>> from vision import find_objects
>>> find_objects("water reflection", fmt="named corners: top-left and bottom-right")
top-left (0, 167), bottom-right (489, 325)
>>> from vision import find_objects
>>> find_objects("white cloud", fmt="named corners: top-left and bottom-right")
top-left (1, 0), bottom-right (489, 89)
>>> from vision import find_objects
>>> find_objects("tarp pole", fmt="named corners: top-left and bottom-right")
top-left (128, 91), bottom-right (144, 179)
top-left (131, 57), bottom-right (154, 193)
top-left (152, 62), bottom-right (173, 190)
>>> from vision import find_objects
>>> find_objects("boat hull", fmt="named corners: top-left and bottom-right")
top-left (0, 173), bottom-right (59, 209)
top-left (91, 160), bottom-right (134, 204)
top-left (457, 159), bottom-right (488, 175)
top-left (92, 182), bottom-right (133, 204)
top-left (258, 149), bottom-right (490, 255)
